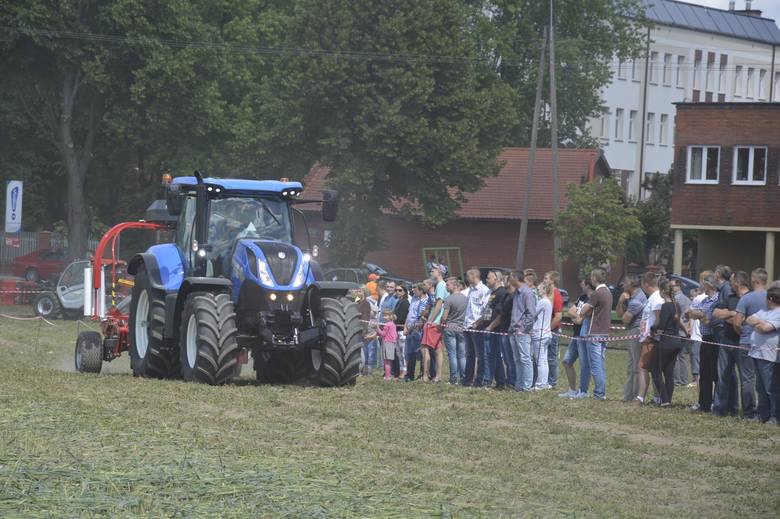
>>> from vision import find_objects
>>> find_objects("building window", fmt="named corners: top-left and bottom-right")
top-left (734, 65), bottom-right (743, 96)
top-left (646, 113), bottom-right (655, 144)
top-left (758, 69), bottom-right (767, 99)
top-left (686, 146), bottom-right (719, 183)
top-left (630, 59), bottom-right (638, 81)
top-left (733, 146), bottom-right (767, 185)
top-left (693, 54), bottom-right (701, 89)
top-left (649, 52), bottom-right (658, 83)
top-left (676, 55), bottom-right (685, 87)
top-left (663, 53), bottom-right (672, 85)
top-left (628, 110), bottom-right (638, 142)
top-left (614, 108), bottom-right (624, 141)
top-left (705, 61), bottom-right (713, 91)
top-left (659, 114), bottom-right (668, 145)
top-left (617, 59), bottom-right (626, 80)
top-left (775, 72), bottom-right (780, 102)
top-left (746, 67), bottom-right (755, 98)
top-left (599, 110), bottom-right (610, 141)
top-left (718, 57), bottom-right (727, 93)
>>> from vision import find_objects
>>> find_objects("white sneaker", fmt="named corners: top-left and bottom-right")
top-left (558, 389), bottom-right (577, 398)
top-left (572, 391), bottom-right (590, 399)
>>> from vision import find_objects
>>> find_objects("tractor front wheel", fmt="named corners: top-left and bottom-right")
top-left (129, 267), bottom-right (179, 379)
top-left (309, 297), bottom-right (363, 387)
top-left (75, 331), bottom-right (103, 373)
top-left (180, 292), bottom-right (239, 385)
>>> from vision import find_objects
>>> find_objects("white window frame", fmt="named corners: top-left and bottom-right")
top-left (758, 69), bottom-right (767, 99)
top-left (630, 59), bottom-right (638, 81)
top-left (659, 114), bottom-right (668, 146)
top-left (663, 53), bottom-right (672, 85)
top-left (628, 110), bottom-right (638, 142)
top-left (732, 146), bottom-right (768, 186)
top-left (614, 108), bottom-right (624, 141)
top-left (693, 56), bottom-right (701, 89)
top-left (599, 110), bottom-right (610, 142)
top-left (734, 65), bottom-right (743, 96)
top-left (649, 52), bottom-right (658, 83)
top-left (746, 67), bottom-right (755, 98)
top-left (686, 145), bottom-right (720, 184)
top-left (718, 60), bottom-right (726, 93)
top-left (676, 55), bottom-right (685, 87)
top-left (646, 113), bottom-right (655, 145)
top-left (617, 59), bottom-right (626, 80)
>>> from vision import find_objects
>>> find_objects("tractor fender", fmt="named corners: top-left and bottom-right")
top-left (127, 244), bottom-right (186, 292)
top-left (163, 277), bottom-right (233, 339)
top-left (304, 281), bottom-right (359, 318)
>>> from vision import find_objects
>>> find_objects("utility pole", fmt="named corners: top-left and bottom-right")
top-left (549, 0), bottom-right (562, 281)
top-left (516, 26), bottom-right (548, 269)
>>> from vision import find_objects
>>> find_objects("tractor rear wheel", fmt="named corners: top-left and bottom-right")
top-left (309, 297), bottom-right (363, 387)
top-left (179, 292), bottom-right (238, 385)
top-left (129, 267), bottom-right (179, 379)
top-left (32, 292), bottom-right (60, 318)
top-left (74, 331), bottom-right (103, 373)
top-left (254, 351), bottom-right (307, 384)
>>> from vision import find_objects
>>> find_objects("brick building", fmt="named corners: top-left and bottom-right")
top-left (671, 102), bottom-right (780, 280)
top-left (301, 148), bottom-right (612, 295)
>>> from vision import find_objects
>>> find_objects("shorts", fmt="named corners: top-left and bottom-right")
top-left (421, 323), bottom-right (443, 350)
top-left (563, 337), bottom-right (581, 365)
top-left (639, 339), bottom-right (657, 370)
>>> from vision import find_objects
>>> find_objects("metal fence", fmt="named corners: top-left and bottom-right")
top-left (0, 231), bottom-right (99, 266)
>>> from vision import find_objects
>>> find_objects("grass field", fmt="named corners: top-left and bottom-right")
top-left (1, 307), bottom-right (779, 518)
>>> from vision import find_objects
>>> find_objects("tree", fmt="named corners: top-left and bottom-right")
top-left (0, 0), bottom-right (292, 255)
top-left (475, 0), bottom-right (648, 147)
top-left (265, 0), bottom-right (516, 263)
top-left (549, 179), bottom-right (643, 274)
top-left (627, 172), bottom-right (672, 266)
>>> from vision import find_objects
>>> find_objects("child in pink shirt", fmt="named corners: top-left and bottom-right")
top-left (375, 308), bottom-right (398, 380)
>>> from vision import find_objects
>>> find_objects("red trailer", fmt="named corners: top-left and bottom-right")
top-left (74, 220), bottom-right (172, 373)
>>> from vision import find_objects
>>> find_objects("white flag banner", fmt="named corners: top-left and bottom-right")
top-left (5, 180), bottom-right (23, 233)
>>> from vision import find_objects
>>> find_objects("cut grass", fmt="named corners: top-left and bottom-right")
top-left (1, 307), bottom-right (779, 518)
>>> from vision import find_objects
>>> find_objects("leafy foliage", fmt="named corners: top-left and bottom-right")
top-left (627, 173), bottom-right (673, 266)
top-left (268, 0), bottom-right (516, 263)
top-left (549, 179), bottom-right (644, 274)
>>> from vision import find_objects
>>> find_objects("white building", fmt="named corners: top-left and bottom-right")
top-left (588, 0), bottom-right (780, 199)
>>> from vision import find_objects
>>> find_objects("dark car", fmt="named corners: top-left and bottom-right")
top-left (11, 248), bottom-right (68, 282)
top-left (609, 273), bottom-right (700, 309)
top-left (322, 265), bottom-right (413, 290)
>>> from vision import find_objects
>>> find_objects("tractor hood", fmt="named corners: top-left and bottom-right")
top-left (231, 239), bottom-right (314, 294)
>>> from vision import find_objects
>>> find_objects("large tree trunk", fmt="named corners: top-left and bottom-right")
top-left (55, 70), bottom-right (99, 259)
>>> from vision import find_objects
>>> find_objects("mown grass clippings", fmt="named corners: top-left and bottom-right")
top-left (0, 311), bottom-right (779, 518)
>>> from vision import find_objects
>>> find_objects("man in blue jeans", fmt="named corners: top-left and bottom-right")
top-left (577, 268), bottom-right (613, 400)
top-left (480, 270), bottom-right (510, 388)
top-left (462, 269), bottom-right (490, 386)
top-left (441, 277), bottom-right (468, 384)
top-left (508, 270), bottom-right (536, 391)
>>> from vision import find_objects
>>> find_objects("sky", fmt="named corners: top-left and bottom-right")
top-left (685, 0), bottom-right (780, 21)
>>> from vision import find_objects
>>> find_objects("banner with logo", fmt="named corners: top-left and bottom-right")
top-left (5, 180), bottom-right (23, 234)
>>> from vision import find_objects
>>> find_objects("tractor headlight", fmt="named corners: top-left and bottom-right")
top-left (257, 260), bottom-right (274, 286)
top-left (291, 257), bottom-right (309, 289)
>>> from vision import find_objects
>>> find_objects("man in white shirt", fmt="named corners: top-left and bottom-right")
top-left (635, 272), bottom-right (664, 405)
top-left (462, 269), bottom-right (491, 387)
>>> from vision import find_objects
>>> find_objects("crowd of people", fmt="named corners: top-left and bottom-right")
top-left (352, 264), bottom-right (780, 425)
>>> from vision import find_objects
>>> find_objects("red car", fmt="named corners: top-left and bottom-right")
top-left (11, 249), bottom-right (68, 282)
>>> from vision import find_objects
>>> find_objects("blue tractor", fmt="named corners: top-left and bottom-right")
top-left (126, 172), bottom-right (362, 386)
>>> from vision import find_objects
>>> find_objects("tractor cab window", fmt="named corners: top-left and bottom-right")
top-left (208, 197), bottom-right (292, 246)
top-left (59, 260), bottom-right (89, 290)
top-left (207, 197), bottom-right (292, 277)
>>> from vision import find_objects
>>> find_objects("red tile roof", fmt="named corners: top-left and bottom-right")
top-left (301, 148), bottom-right (609, 221)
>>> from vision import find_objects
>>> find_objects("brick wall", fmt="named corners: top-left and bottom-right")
top-left (671, 103), bottom-right (780, 228)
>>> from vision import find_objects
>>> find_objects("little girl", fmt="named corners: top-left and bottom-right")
top-left (375, 308), bottom-right (399, 380)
